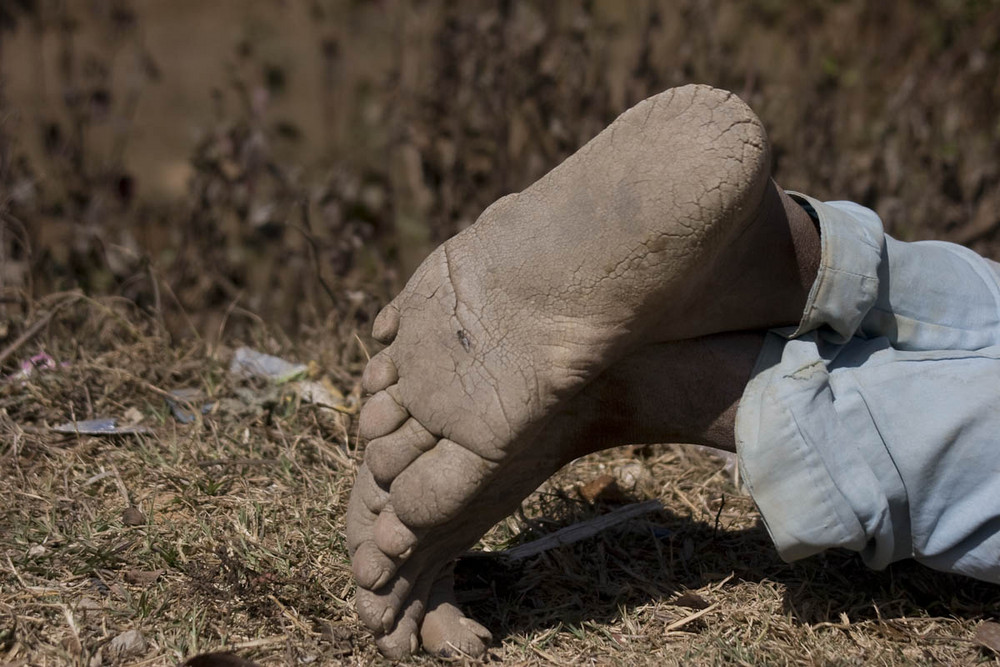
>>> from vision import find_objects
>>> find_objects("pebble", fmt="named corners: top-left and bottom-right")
top-left (109, 629), bottom-right (147, 659)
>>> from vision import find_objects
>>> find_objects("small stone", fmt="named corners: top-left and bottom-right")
top-left (123, 407), bottom-right (144, 424)
top-left (108, 629), bottom-right (147, 659)
top-left (122, 506), bottom-right (146, 526)
top-left (616, 461), bottom-right (654, 494)
top-left (124, 569), bottom-right (163, 585)
top-left (77, 596), bottom-right (103, 611)
top-left (27, 544), bottom-right (47, 557)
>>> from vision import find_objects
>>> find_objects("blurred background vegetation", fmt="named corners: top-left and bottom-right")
top-left (1, 0), bottom-right (999, 342)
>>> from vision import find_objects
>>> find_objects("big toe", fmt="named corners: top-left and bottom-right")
top-left (421, 603), bottom-right (492, 658)
top-left (421, 566), bottom-right (491, 657)
top-left (390, 438), bottom-right (493, 529)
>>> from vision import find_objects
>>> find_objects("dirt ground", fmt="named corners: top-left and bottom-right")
top-left (1, 1), bottom-right (1000, 665)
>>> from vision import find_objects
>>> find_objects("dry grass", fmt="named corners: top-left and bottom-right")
top-left (3, 3), bottom-right (1000, 663)
top-left (1, 299), bottom-right (998, 666)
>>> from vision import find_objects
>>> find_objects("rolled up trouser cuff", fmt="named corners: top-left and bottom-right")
top-left (737, 194), bottom-right (1000, 584)
top-left (784, 192), bottom-right (884, 343)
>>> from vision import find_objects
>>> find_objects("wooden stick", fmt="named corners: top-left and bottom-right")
top-left (0, 293), bottom-right (82, 368)
top-left (663, 602), bottom-right (719, 633)
top-left (502, 499), bottom-right (663, 561)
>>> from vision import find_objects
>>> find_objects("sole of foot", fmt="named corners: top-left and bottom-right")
top-left (347, 84), bottom-right (772, 657)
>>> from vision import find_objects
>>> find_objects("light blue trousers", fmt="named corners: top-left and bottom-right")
top-left (737, 193), bottom-right (1000, 585)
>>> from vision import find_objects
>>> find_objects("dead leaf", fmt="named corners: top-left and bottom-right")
top-left (578, 474), bottom-right (628, 504)
top-left (975, 621), bottom-right (1000, 654)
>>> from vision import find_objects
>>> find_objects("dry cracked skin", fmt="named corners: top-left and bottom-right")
top-left (345, 84), bottom-right (821, 658)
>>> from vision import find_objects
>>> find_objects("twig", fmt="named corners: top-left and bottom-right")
top-left (663, 602), bottom-right (719, 633)
top-left (502, 499), bottom-right (662, 561)
top-left (0, 293), bottom-right (83, 367)
top-left (713, 494), bottom-right (726, 538)
top-left (231, 636), bottom-right (287, 650)
top-left (296, 198), bottom-right (338, 308)
top-left (196, 458), bottom-right (279, 468)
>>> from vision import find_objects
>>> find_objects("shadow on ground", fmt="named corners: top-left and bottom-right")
top-left (457, 501), bottom-right (998, 644)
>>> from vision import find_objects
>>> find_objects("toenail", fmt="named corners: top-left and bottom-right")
top-left (380, 607), bottom-right (395, 634)
top-left (375, 511), bottom-right (418, 557)
top-left (371, 569), bottom-right (391, 591)
top-left (356, 561), bottom-right (391, 591)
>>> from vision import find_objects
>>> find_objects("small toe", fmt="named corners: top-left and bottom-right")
top-left (372, 303), bottom-right (401, 344)
top-left (364, 418), bottom-right (438, 485)
top-left (351, 541), bottom-right (398, 590)
top-left (374, 508), bottom-right (418, 558)
top-left (361, 353), bottom-right (398, 394)
top-left (372, 571), bottom-right (436, 659)
top-left (374, 618), bottom-right (420, 660)
top-left (356, 573), bottom-right (412, 634)
top-left (345, 465), bottom-right (388, 553)
top-left (359, 390), bottom-right (409, 441)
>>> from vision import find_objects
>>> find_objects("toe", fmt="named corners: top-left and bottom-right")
top-left (347, 466), bottom-right (400, 589)
top-left (422, 567), bottom-right (491, 657)
top-left (356, 573), bottom-right (412, 635)
top-left (391, 438), bottom-right (494, 529)
top-left (374, 507), bottom-right (418, 558)
top-left (364, 418), bottom-right (437, 485)
top-left (372, 303), bottom-right (400, 343)
top-left (356, 556), bottom-right (436, 636)
top-left (372, 570), bottom-right (436, 659)
top-left (351, 541), bottom-right (398, 590)
top-left (359, 390), bottom-right (409, 441)
top-left (422, 604), bottom-right (492, 657)
top-left (345, 465), bottom-right (388, 553)
top-left (361, 353), bottom-right (398, 394)
top-left (374, 616), bottom-right (420, 660)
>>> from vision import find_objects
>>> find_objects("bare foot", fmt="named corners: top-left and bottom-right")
top-left (346, 84), bottom-right (814, 657)
top-left (414, 333), bottom-right (764, 657)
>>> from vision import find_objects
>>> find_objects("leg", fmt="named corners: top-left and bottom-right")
top-left (347, 85), bottom-right (819, 657)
